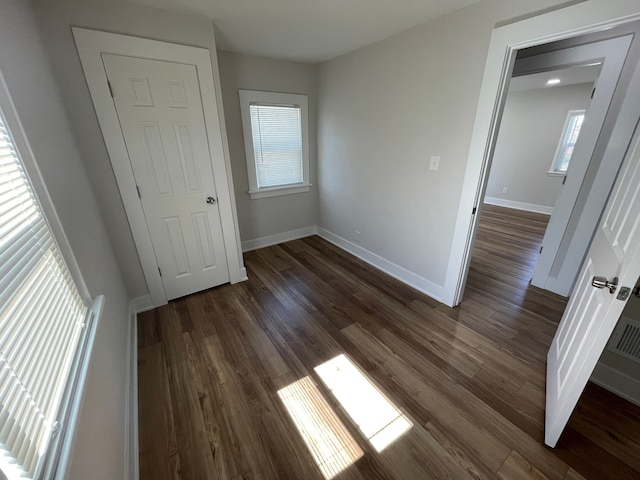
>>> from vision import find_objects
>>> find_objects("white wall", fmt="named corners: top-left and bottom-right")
top-left (217, 51), bottom-right (318, 245)
top-left (0, 1), bottom-right (131, 478)
top-left (33, 0), bottom-right (234, 299)
top-left (316, 0), bottom-right (576, 296)
top-left (485, 83), bottom-right (593, 211)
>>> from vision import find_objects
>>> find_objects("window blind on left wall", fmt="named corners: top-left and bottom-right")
top-left (0, 111), bottom-right (88, 479)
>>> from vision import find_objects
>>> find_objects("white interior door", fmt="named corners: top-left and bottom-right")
top-left (103, 54), bottom-right (229, 300)
top-left (545, 119), bottom-right (640, 447)
top-left (525, 36), bottom-right (632, 296)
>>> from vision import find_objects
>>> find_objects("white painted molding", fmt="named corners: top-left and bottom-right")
top-left (442, 2), bottom-right (640, 308)
top-left (55, 296), bottom-right (104, 480)
top-left (242, 226), bottom-right (318, 252)
top-left (591, 362), bottom-right (640, 408)
top-left (484, 197), bottom-right (553, 215)
top-left (236, 267), bottom-right (249, 283)
top-left (317, 227), bottom-right (444, 303)
top-left (72, 28), bottom-right (247, 306)
top-left (123, 297), bottom-right (149, 480)
top-left (130, 294), bottom-right (154, 314)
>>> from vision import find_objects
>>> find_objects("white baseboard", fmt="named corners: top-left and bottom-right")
top-left (316, 227), bottom-right (444, 303)
top-left (124, 297), bottom-right (148, 480)
top-left (484, 197), bottom-right (554, 215)
top-left (130, 294), bottom-right (153, 313)
top-left (591, 362), bottom-right (640, 408)
top-left (241, 226), bottom-right (318, 252)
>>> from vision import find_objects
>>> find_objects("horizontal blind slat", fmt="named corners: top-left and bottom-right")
top-left (0, 108), bottom-right (89, 478)
top-left (250, 104), bottom-right (303, 188)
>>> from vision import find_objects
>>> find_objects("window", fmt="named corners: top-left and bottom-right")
top-left (0, 88), bottom-right (93, 479)
top-left (239, 90), bottom-right (310, 199)
top-left (549, 109), bottom-right (586, 175)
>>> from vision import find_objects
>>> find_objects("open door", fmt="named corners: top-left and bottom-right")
top-left (545, 118), bottom-right (640, 447)
top-left (530, 35), bottom-right (633, 296)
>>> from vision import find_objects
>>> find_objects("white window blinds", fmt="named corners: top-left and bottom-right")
top-left (552, 110), bottom-right (585, 174)
top-left (0, 113), bottom-right (87, 479)
top-left (249, 103), bottom-right (303, 188)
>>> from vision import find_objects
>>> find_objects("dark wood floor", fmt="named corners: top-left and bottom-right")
top-left (137, 204), bottom-right (640, 480)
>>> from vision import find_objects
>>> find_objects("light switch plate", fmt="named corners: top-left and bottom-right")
top-left (430, 155), bottom-right (440, 171)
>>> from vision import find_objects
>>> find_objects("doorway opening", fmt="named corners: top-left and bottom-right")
top-left (451, 17), bottom-right (640, 448)
top-left (459, 25), bottom-right (639, 307)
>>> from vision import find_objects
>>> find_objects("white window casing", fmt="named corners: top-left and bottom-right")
top-left (239, 90), bottom-right (311, 199)
top-left (0, 72), bottom-right (99, 480)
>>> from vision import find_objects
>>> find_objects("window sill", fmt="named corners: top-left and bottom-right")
top-left (547, 171), bottom-right (567, 177)
top-left (248, 183), bottom-right (312, 199)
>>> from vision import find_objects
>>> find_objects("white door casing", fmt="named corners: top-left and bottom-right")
top-left (546, 115), bottom-right (640, 447)
top-left (444, 2), bottom-right (640, 308)
top-left (73, 29), bottom-right (247, 306)
top-left (103, 54), bottom-right (229, 300)
top-left (521, 36), bottom-right (632, 296)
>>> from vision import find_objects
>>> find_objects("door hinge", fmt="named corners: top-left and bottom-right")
top-left (158, 267), bottom-right (162, 277)
top-left (136, 185), bottom-right (141, 199)
top-left (539, 246), bottom-right (543, 254)
top-left (107, 80), bottom-right (114, 98)
top-left (472, 207), bottom-right (477, 215)
top-left (591, 87), bottom-right (596, 99)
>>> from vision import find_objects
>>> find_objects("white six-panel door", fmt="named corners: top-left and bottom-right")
top-left (103, 54), bottom-right (229, 300)
top-left (545, 121), bottom-right (640, 447)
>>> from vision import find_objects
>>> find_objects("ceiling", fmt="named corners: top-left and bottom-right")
top-left (509, 64), bottom-right (602, 92)
top-left (129, 0), bottom-right (483, 63)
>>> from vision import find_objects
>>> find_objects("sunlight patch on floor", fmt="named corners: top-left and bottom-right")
top-left (315, 354), bottom-right (412, 452)
top-left (278, 376), bottom-right (364, 479)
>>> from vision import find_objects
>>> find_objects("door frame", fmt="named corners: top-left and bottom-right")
top-left (73, 28), bottom-right (247, 307)
top-left (442, 1), bottom-right (640, 307)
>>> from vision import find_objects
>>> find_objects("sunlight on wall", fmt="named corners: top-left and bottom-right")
top-left (315, 354), bottom-right (412, 452)
top-left (277, 376), bottom-right (363, 479)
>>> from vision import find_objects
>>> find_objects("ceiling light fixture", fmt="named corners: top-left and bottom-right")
top-left (546, 78), bottom-right (561, 85)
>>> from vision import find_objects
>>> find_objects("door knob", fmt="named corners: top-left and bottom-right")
top-left (206, 196), bottom-right (217, 205)
top-left (592, 275), bottom-right (618, 294)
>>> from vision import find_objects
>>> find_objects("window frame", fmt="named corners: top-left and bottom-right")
top-left (0, 72), bottom-right (100, 480)
top-left (548, 109), bottom-right (586, 176)
top-left (238, 90), bottom-right (310, 199)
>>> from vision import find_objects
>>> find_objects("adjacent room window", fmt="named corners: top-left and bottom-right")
top-left (549, 109), bottom-right (586, 175)
top-left (0, 95), bottom-right (92, 479)
top-left (239, 90), bottom-right (310, 199)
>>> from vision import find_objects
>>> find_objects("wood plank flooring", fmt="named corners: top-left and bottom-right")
top-left (137, 204), bottom-right (640, 480)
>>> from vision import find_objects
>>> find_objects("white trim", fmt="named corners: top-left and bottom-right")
top-left (248, 183), bottom-right (312, 199)
top-left (242, 226), bottom-right (318, 252)
top-left (123, 297), bottom-right (147, 480)
top-left (484, 197), bottom-right (553, 215)
top-left (239, 90), bottom-right (311, 198)
top-left (317, 227), bottom-right (444, 302)
top-left (72, 28), bottom-right (246, 308)
top-left (590, 362), bottom-right (640, 408)
top-left (130, 295), bottom-right (154, 314)
top-left (55, 296), bottom-right (104, 480)
top-left (442, 2), bottom-right (640, 308)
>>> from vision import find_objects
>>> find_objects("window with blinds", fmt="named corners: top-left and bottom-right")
top-left (550, 109), bottom-right (586, 175)
top-left (250, 104), bottom-right (303, 189)
top-left (239, 90), bottom-right (310, 199)
top-left (0, 107), bottom-right (89, 479)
